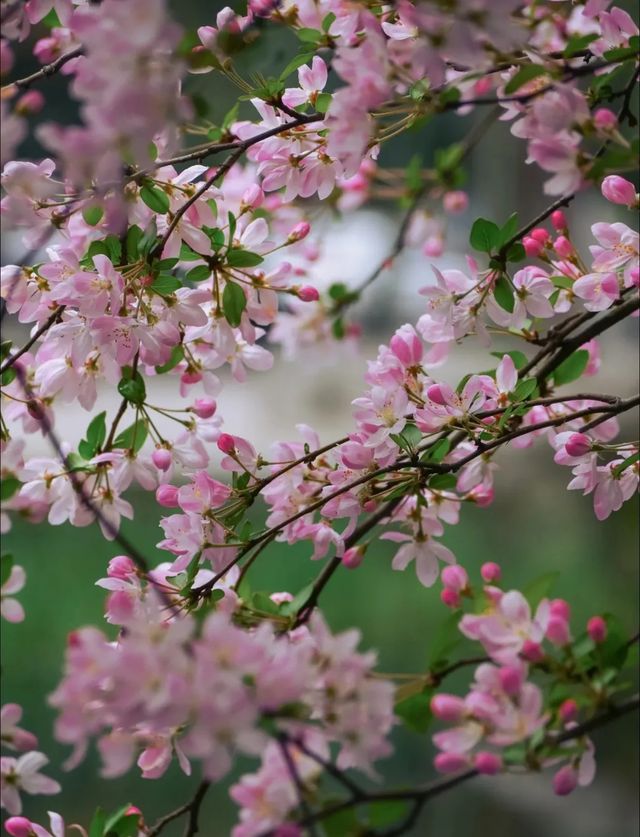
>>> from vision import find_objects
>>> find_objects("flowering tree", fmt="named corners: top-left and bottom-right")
top-left (1, 0), bottom-right (639, 834)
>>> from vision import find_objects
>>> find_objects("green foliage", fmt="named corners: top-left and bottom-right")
top-left (222, 281), bottom-right (247, 326)
top-left (117, 368), bottom-right (146, 406)
top-left (79, 411), bottom-right (107, 459)
top-left (552, 349), bottom-right (589, 386)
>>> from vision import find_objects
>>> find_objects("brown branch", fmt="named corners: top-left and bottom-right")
top-left (3, 46), bottom-right (83, 92)
top-left (260, 694), bottom-right (640, 836)
top-left (0, 305), bottom-right (65, 375)
top-left (147, 780), bottom-right (211, 837)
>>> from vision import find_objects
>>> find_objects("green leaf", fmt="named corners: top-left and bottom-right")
top-left (1, 366), bottom-right (16, 386)
top-left (493, 274), bottom-right (515, 313)
top-left (1, 554), bottom-right (13, 588)
top-left (138, 219), bottom-right (158, 258)
top-left (297, 27), bottom-right (322, 43)
top-left (321, 805), bottom-right (361, 837)
top-left (429, 611), bottom-right (463, 667)
top-left (0, 340), bottom-right (12, 361)
top-left (204, 226), bottom-right (225, 250)
top-left (79, 411), bottom-right (107, 459)
top-left (89, 808), bottom-right (106, 837)
top-left (428, 473), bottom-right (457, 491)
top-left (490, 350), bottom-right (528, 370)
top-left (155, 345), bottom-right (184, 375)
top-left (179, 242), bottom-right (201, 261)
top-left (222, 281), bottom-right (247, 327)
top-left (497, 212), bottom-right (519, 248)
top-left (82, 205), bottom-right (104, 226)
top-left (422, 437), bottom-right (451, 464)
top-left (512, 378), bottom-right (537, 402)
top-left (280, 582), bottom-right (314, 616)
top-left (563, 33), bottom-right (599, 58)
top-left (504, 65), bottom-right (549, 95)
top-left (0, 477), bottom-right (20, 501)
top-left (550, 275), bottom-right (575, 290)
top-left (505, 242), bottom-right (526, 262)
top-left (395, 688), bottom-right (433, 733)
top-left (366, 801), bottom-right (410, 829)
top-left (552, 349), bottom-right (589, 386)
top-left (315, 92), bottom-right (332, 113)
top-left (226, 249), bottom-right (264, 268)
top-left (331, 317), bottom-right (345, 340)
top-left (435, 142), bottom-right (464, 175)
top-left (250, 592), bottom-right (280, 616)
top-left (523, 571), bottom-right (559, 608)
top-left (322, 11), bottom-right (336, 32)
top-left (117, 368), bottom-right (146, 406)
top-left (140, 184), bottom-right (170, 214)
top-left (470, 218), bottom-right (501, 253)
top-left (126, 225), bottom-right (143, 261)
top-left (154, 257), bottom-right (179, 271)
top-left (279, 52), bottom-right (315, 81)
top-left (390, 423), bottom-right (422, 455)
top-left (104, 805), bottom-right (139, 837)
top-left (113, 419), bottom-right (148, 454)
top-left (150, 275), bottom-right (181, 296)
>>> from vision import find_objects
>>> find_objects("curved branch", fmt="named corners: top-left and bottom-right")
top-left (266, 694), bottom-right (640, 836)
top-left (4, 46), bottom-right (82, 92)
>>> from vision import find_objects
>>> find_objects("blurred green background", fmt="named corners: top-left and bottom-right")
top-left (2, 0), bottom-right (639, 834)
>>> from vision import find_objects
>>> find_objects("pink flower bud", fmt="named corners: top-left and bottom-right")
top-left (297, 285), bottom-right (319, 302)
top-left (480, 562), bottom-right (501, 583)
top-left (587, 615), bottom-right (607, 643)
top-left (342, 546), bottom-right (364, 569)
top-left (441, 564), bottom-right (468, 593)
top-left (156, 484), bottom-right (179, 508)
top-left (499, 665), bottom-right (524, 696)
top-left (559, 699), bottom-right (579, 723)
top-left (5, 818), bottom-right (34, 837)
top-left (390, 328), bottom-right (423, 366)
top-left (551, 209), bottom-right (567, 231)
top-left (530, 228), bottom-right (550, 244)
top-left (434, 752), bottom-right (469, 774)
top-left (249, 0), bottom-right (279, 17)
top-left (427, 384), bottom-right (448, 406)
top-left (443, 190), bottom-right (469, 215)
top-left (554, 236), bottom-right (574, 258)
top-left (287, 221), bottom-right (310, 242)
top-left (152, 448), bottom-right (172, 471)
top-left (593, 108), bottom-right (617, 130)
top-left (440, 588), bottom-right (461, 608)
top-left (241, 184), bottom-right (264, 210)
top-left (180, 370), bottom-right (202, 386)
top-left (192, 398), bottom-right (217, 419)
top-left (0, 40), bottom-right (14, 77)
top-left (550, 599), bottom-right (571, 620)
top-left (431, 694), bottom-right (466, 722)
top-left (565, 432), bottom-right (592, 458)
top-left (217, 433), bottom-right (236, 454)
top-left (469, 485), bottom-right (494, 507)
top-left (126, 807), bottom-right (142, 815)
top-left (11, 728), bottom-right (38, 751)
top-left (552, 764), bottom-right (578, 796)
top-left (107, 555), bottom-right (136, 579)
top-left (546, 615), bottom-right (571, 646)
top-left (15, 90), bottom-right (45, 115)
top-left (423, 236), bottom-right (444, 257)
top-left (601, 175), bottom-right (638, 208)
top-left (474, 751), bottom-right (503, 775)
top-left (522, 639), bottom-right (545, 662)
top-left (523, 236), bottom-right (544, 258)
top-left (630, 266), bottom-right (640, 287)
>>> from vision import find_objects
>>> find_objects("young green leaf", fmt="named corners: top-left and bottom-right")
top-left (552, 349), bottom-right (589, 386)
top-left (470, 218), bottom-right (501, 253)
top-left (140, 184), bottom-right (170, 214)
top-left (222, 281), bottom-right (247, 327)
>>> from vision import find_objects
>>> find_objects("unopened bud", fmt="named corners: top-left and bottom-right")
top-left (474, 751), bottom-right (503, 775)
top-left (217, 433), bottom-right (236, 454)
top-left (551, 209), bottom-right (568, 231)
top-left (559, 699), bottom-right (579, 723)
top-left (480, 562), bottom-right (501, 583)
top-left (587, 615), bottom-right (607, 644)
top-left (152, 448), bottom-right (172, 471)
top-left (441, 564), bottom-right (468, 593)
top-left (156, 484), bottom-right (179, 508)
top-left (287, 221), bottom-right (310, 242)
top-left (297, 285), bottom-right (319, 302)
top-left (192, 397), bottom-right (217, 419)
